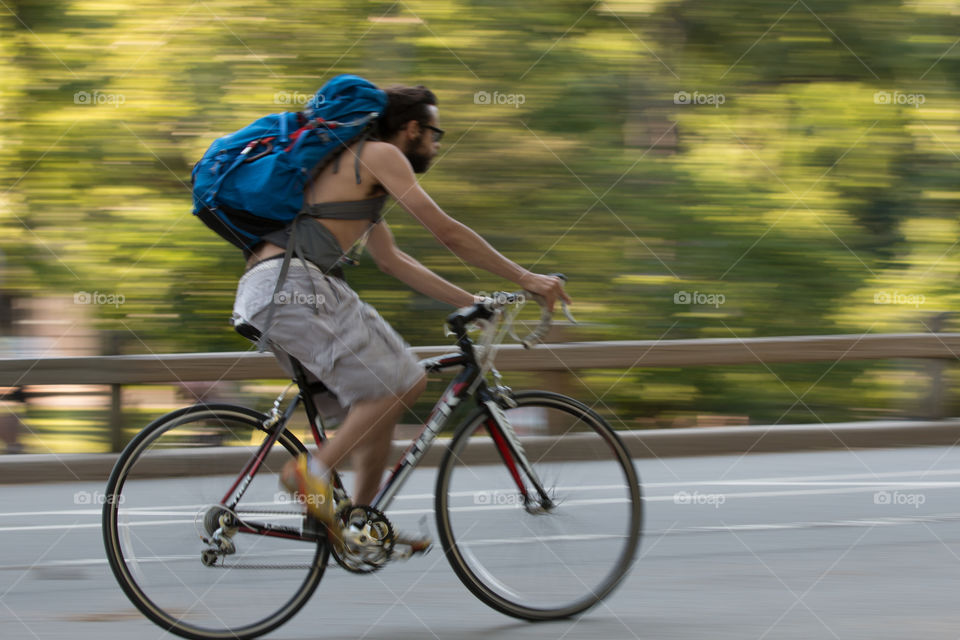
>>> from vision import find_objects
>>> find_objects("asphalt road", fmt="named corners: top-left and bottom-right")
top-left (3, 446), bottom-right (960, 639)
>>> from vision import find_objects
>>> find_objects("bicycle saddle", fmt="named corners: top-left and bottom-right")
top-left (232, 318), bottom-right (263, 343)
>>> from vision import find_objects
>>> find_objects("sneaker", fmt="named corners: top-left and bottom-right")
top-left (280, 455), bottom-right (343, 551)
top-left (392, 530), bottom-right (432, 556)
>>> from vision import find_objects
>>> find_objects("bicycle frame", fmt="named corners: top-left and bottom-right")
top-left (220, 349), bottom-right (538, 544)
top-left (218, 297), bottom-right (562, 545)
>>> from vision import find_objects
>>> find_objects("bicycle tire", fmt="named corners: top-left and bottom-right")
top-left (435, 390), bottom-right (642, 621)
top-left (102, 403), bottom-right (329, 640)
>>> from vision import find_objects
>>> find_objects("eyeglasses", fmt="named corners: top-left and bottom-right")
top-left (424, 124), bottom-right (445, 143)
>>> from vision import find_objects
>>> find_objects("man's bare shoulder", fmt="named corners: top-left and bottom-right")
top-left (362, 141), bottom-right (410, 169)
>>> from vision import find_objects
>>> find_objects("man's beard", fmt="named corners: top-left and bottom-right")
top-left (405, 149), bottom-right (431, 174)
top-left (405, 136), bottom-right (432, 173)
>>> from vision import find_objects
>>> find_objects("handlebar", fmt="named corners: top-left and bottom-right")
top-left (445, 273), bottom-right (574, 350)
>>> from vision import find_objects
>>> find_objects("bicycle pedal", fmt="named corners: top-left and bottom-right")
top-left (391, 546), bottom-right (413, 561)
top-left (391, 537), bottom-right (432, 561)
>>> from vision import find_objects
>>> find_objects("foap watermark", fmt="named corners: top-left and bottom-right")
top-left (274, 491), bottom-right (327, 507)
top-left (673, 490), bottom-right (726, 508)
top-left (274, 91), bottom-right (317, 107)
top-left (74, 90), bottom-right (126, 108)
top-left (673, 90), bottom-right (725, 108)
top-left (476, 291), bottom-right (527, 306)
top-left (874, 490), bottom-right (925, 509)
top-left (74, 291), bottom-right (125, 308)
top-left (474, 91), bottom-right (526, 108)
top-left (474, 490), bottom-right (525, 507)
top-left (74, 490), bottom-right (124, 505)
top-left (873, 291), bottom-right (925, 308)
top-left (674, 290), bottom-right (725, 308)
top-left (273, 291), bottom-right (325, 308)
top-left (873, 91), bottom-right (925, 109)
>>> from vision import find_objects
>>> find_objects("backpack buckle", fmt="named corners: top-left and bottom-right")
top-left (243, 137), bottom-right (275, 163)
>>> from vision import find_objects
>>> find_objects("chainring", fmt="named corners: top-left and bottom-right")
top-left (331, 505), bottom-right (396, 574)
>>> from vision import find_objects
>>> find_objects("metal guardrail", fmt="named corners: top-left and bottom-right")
top-left (1, 332), bottom-right (957, 451)
top-left (7, 419), bottom-right (960, 484)
top-left (1, 333), bottom-right (959, 385)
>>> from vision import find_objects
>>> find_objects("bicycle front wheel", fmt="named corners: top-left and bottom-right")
top-left (436, 390), bottom-right (642, 620)
top-left (102, 403), bottom-right (328, 640)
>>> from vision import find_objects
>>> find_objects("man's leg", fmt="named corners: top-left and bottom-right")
top-left (315, 373), bottom-right (427, 505)
top-left (279, 374), bottom-right (426, 551)
top-left (265, 269), bottom-right (429, 542)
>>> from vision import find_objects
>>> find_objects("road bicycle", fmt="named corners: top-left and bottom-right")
top-left (102, 281), bottom-right (643, 640)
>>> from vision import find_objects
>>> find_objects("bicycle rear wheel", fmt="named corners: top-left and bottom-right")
top-left (436, 390), bottom-right (642, 620)
top-left (102, 403), bottom-right (329, 640)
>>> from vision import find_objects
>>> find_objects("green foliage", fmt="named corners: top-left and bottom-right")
top-left (3, 0), bottom-right (960, 425)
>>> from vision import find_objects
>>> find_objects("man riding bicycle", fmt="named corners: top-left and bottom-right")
top-left (232, 84), bottom-right (571, 553)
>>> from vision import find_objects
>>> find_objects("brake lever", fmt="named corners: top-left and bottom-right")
top-left (541, 271), bottom-right (577, 326)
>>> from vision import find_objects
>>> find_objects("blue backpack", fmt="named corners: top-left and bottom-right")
top-left (191, 74), bottom-right (387, 251)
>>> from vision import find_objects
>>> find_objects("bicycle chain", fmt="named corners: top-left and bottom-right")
top-left (203, 507), bottom-right (396, 572)
top-left (203, 508), bottom-right (329, 571)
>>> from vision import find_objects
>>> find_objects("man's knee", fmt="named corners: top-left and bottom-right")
top-left (353, 372), bottom-right (426, 410)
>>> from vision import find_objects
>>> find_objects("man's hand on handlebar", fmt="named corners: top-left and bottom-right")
top-left (447, 274), bottom-right (574, 348)
top-left (520, 273), bottom-right (572, 312)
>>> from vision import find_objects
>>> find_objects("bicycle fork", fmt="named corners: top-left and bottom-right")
top-left (483, 399), bottom-right (554, 513)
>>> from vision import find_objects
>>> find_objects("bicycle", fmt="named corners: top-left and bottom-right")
top-left (102, 280), bottom-right (643, 640)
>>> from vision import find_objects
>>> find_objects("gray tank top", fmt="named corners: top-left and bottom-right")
top-left (259, 194), bottom-right (388, 271)
top-left (250, 194), bottom-right (387, 351)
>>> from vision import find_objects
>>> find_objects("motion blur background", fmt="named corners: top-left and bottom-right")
top-left (1, 0), bottom-right (959, 452)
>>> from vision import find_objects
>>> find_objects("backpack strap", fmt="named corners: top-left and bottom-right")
top-left (351, 131), bottom-right (370, 184)
top-left (330, 127), bottom-right (373, 185)
top-left (254, 213), bottom-right (339, 353)
top-left (257, 217), bottom-right (303, 351)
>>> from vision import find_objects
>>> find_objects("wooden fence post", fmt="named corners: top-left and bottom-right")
top-left (105, 331), bottom-right (124, 453)
top-left (922, 312), bottom-right (954, 420)
top-left (540, 323), bottom-right (584, 435)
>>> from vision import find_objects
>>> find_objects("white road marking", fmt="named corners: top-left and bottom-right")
top-left (2, 469), bottom-right (958, 531)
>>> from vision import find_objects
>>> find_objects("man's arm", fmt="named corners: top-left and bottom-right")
top-left (366, 222), bottom-right (476, 308)
top-left (369, 144), bottom-right (571, 309)
top-left (370, 145), bottom-right (529, 283)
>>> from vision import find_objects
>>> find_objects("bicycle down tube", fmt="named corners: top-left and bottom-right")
top-left (374, 359), bottom-right (549, 512)
top-left (372, 354), bottom-right (477, 512)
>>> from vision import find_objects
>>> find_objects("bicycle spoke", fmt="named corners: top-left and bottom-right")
top-left (437, 392), bottom-right (642, 619)
top-left (103, 405), bottom-right (327, 640)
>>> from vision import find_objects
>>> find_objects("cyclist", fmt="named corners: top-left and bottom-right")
top-left (233, 84), bottom-right (570, 553)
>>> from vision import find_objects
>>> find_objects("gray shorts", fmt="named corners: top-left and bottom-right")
top-left (233, 258), bottom-right (425, 417)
